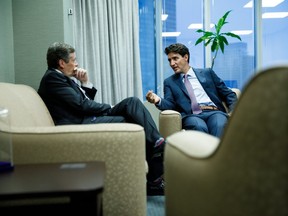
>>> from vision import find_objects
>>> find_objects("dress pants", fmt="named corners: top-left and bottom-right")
top-left (182, 110), bottom-right (229, 138)
top-left (90, 97), bottom-right (163, 182)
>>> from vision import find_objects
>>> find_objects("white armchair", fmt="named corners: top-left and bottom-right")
top-left (164, 65), bottom-right (288, 216)
top-left (0, 82), bottom-right (146, 216)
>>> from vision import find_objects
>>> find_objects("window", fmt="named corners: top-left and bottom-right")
top-left (262, 0), bottom-right (288, 67)
top-left (210, 0), bottom-right (255, 90)
top-left (139, 0), bottom-right (288, 99)
top-left (139, 0), bottom-right (157, 100)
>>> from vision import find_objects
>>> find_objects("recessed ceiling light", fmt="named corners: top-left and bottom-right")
top-left (231, 30), bottom-right (253, 35)
top-left (162, 14), bottom-right (168, 21)
top-left (162, 32), bottom-right (181, 37)
top-left (244, 0), bottom-right (284, 8)
top-left (187, 23), bottom-right (215, 29)
top-left (262, 12), bottom-right (288, 18)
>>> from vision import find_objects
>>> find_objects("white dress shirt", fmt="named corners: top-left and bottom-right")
top-left (184, 67), bottom-right (216, 106)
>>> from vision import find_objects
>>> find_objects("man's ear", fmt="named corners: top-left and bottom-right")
top-left (58, 59), bottom-right (65, 69)
top-left (184, 54), bottom-right (189, 62)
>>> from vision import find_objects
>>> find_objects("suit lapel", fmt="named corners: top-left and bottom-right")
top-left (67, 77), bottom-right (88, 100)
top-left (173, 73), bottom-right (190, 98)
top-left (68, 78), bottom-right (80, 92)
top-left (193, 68), bottom-right (206, 84)
top-left (193, 68), bottom-right (217, 101)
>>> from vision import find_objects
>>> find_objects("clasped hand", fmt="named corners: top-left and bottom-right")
top-left (73, 67), bottom-right (89, 84)
top-left (146, 90), bottom-right (160, 104)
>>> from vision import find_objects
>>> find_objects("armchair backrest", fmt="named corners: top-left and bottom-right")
top-left (222, 88), bottom-right (241, 113)
top-left (164, 65), bottom-right (288, 216)
top-left (0, 82), bottom-right (54, 127)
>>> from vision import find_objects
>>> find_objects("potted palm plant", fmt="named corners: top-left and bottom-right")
top-left (195, 10), bottom-right (242, 69)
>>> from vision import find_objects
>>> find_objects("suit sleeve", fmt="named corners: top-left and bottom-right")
top-left (156, 79), bottom-right (177, 110)
top-left (209, 69), bottom-right (237, 112)
top-left (44, 72), bottom-right (111, 115)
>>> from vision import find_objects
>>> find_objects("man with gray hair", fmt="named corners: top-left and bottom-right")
top-left (38, 42), bottom-right (165, 195)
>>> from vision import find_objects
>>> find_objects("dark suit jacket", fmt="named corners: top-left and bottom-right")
top-left (38, 68), bottom-right (111, 125)
top-left (156, 68), bottom-right (237, 118)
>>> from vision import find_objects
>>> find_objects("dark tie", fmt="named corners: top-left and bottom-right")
top-left (71, 79), bottom-right (90, 100)
top-left (184, 74), bottom-right (202, 114)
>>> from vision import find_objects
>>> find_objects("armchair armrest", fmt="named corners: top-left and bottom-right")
top-left (164, 130), bottom-right (220, 216)
top-left (159, 110), bottom-right (182, 139)
top-left (10, 123), bottom-right (146, 216)
top-left (165, 130), bottom-right (220, 159)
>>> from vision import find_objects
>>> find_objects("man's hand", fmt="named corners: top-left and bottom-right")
top-left (146, 90), bottom-right (160, 104)
top-left (73, 67), bottom-right (88, 84)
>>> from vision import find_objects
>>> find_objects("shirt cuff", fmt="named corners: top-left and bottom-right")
top-left (82, 82), bottom-right (93, 89)
top-left (156, 98), bottom-right (161, 106)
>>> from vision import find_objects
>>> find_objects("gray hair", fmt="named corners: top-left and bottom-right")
top-left (46, 42), bottom-right (75, 68)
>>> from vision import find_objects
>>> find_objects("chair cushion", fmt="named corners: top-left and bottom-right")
top-left (0, 83), bottom-right (54, 127)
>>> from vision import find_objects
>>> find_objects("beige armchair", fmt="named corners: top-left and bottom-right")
top-left (164, 65), bottom-right (288, 216)
top-left (0, 82), bottom-right (146, 216)
top-left (159, 88), bottom-right (241, 138)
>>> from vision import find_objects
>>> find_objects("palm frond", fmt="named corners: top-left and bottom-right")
top-left (205, 38), bottom-right (213, 46)
top-left (220, 35), bottom-right (229, 46)
top-left (223, 32), bottom-right (242, 41)
top-left (218, 40), bottom-right (225, 53)
top-left (211, 39), bottom-right (218, 52)
top-left (194, 10), bottom-right (242, 68)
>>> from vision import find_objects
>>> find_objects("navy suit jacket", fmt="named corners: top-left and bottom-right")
top-left (38, 68), bottom-right (111, 125)
top-left (156, 68), bottom-right (237, 118)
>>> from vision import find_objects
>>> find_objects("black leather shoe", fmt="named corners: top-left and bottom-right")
top-left (147, 177), bottom-right (165, 196)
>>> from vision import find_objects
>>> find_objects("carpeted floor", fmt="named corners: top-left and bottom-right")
top-left (147, 196), bottom-right (165, 216)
